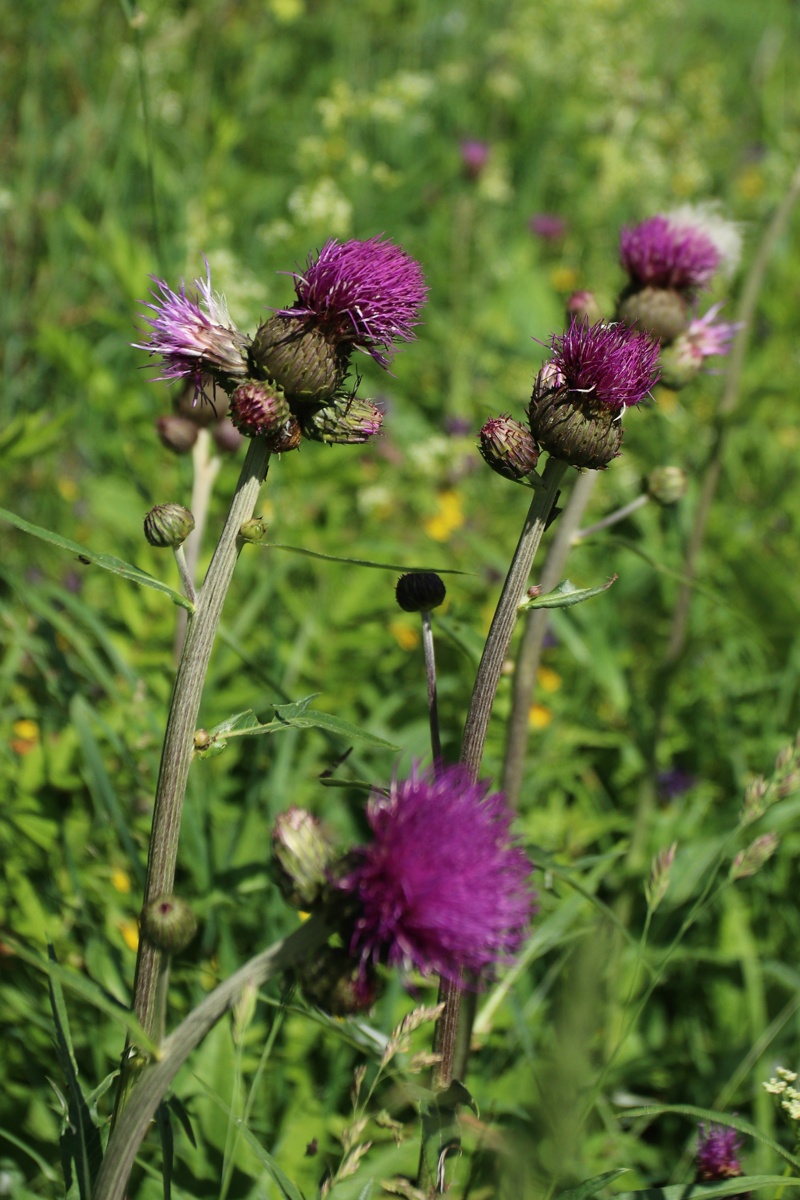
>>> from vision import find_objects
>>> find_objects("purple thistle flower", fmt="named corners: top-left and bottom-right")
top-left (338, 763), bottom-right (534, 984)
top-left (277, 236), bottom-right (428, 368)
top-left (134, 259), bottom-right (250, 392)
top-left (543, 318), bottom-right (660, 411)
top-left (683, 303), bottom-right (742, 360)
top-left (529, 213), bottom-right (568, 242)
top-left (696, 1123), bottom-right (744, 1181)
top-left (460, 139), bottom-right (490, 179)
top-left (620, 214), bottom-right (721, 293)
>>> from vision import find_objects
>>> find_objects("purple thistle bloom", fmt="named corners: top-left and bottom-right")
top-left (339, 764), bottom-right (534, 984)
top-left (684, 303), bottom-right (742, 360)
top-left (620, 214), bottom-right (721, 293)
top-left (696, 1123), bottom-right (744, 1180)
top-left (529, 213), bottom-right (568, 242)
top-left (543, 318), bottom-right (660, 411)
top-left (460, 139), bottom-right (490, 179)
top-left (134, 260), bottom-right (250, 392)
top-left (277, 236), bottom-right (428, 368)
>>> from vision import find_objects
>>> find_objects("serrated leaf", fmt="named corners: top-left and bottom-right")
top-left (0, 506), bottom-right (193, 611)
top-left (557, 1169), bottom-right (629, 1200)
top-left (521, 575), bottom-right (617, 610)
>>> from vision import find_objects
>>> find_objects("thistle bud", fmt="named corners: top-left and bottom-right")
top-left (296, 946), bottom-right (382, 1016)
top-left (566, 290), bottom-right (602, 326)
top-left (156, 415), bottom-right (199, 455)
top-left (616, 285), bottom-right (689, 344)
top-left (646, 466), bottom-right (688, 506)
top-left (657, 337), bottom-right (704, 390)
top-left (141, 894), bottom-right (198, 953)
top-left (229, 381), bottom-right (291, 439)
top-left (301, 398), bottom-right (384, 445)
top-left (250, 316), bottom-right (348, 402)
top-left (144, 503), bottom-right (195, 548)
top-left (479, 415), bottom-right (540, 481)
top-left (211, 417), bottom-right (244, 454)
top-left (395, 572), bottom-right (446, 613)
top-left (272, 807), bottom-right (335, 909)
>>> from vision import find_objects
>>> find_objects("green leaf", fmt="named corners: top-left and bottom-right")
top-left (521, 575), bottom-right (618, 610)
top-left (262, 541), bottom-right (468, 575)
top-left (0, 505), bottom-right (194, 611)
top-left (557, 1169), bottom-right (629, 1200)
top-left (206, 700), bottom-right (401, 751)
top-left (615, 1179), bottom-right (800, 1200)
top-left (623, 1105), bottom-right (800, 1173)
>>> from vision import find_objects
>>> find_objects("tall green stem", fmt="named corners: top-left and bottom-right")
top-left (432, 456), bottom-right (567, 1091)
top-left (130, 437), bottom-right (271, 1045)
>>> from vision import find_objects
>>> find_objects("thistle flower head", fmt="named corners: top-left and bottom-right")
top-left (543, 319), bottom-right (660, 412)
top-left (277, 236), bottom-right (428, 368)
top-left (134, 259), bottom-right (250, 392)
top-left (620, 213), bottom-right (723, 293)
top-left (338, 764), bottom-right (534, 984)
top-left (658, 303), bottom-right (743, 388)
top-left (695, 1123), bottom-right (744, 1181)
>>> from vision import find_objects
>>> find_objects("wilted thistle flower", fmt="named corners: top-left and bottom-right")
top-left (134, 260), bottom-right (250, 395)
top-left (528, 318), bottom-right (660, 470)
top-left (479, 415), bottom-right (540, 481)
top-left (658, 303), bottom-right (742, 389)
top-left (695, 1123), bottom-right (744, 1181)
top-left (251, 238), bottom-right (428, 400)
top-left (395, 572), bottom-right (447, 613)
top-left (338, 763), bottom-right (534, 985)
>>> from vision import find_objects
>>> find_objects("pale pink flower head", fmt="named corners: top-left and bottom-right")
top-left (134, 259), bottom-right (250, 393)
top-left (338, 763), bottom-right (534, 985)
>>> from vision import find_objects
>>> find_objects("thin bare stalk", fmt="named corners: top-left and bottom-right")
top-left (129, 437), bottom-right (271, 1051)
top-left (666, 162), bottom-right (800, 664)
top-left (573, 490), bottom-right (647, 542)
top-left (421, 609), bottom-right (442, 763)
top-left (503, 469), bottom-right (599, 807)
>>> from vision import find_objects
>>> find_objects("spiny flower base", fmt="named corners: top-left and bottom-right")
top-left (528, 390), bottom-right (623, 470)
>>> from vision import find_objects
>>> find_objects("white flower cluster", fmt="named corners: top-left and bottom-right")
top-left (763, 1067), bottom-right (800, 1119)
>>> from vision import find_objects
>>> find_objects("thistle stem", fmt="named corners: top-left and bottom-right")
top-left (421, 609), bottom-right (442, 763)
top-left (128, 437), bottom-right (271, 1051)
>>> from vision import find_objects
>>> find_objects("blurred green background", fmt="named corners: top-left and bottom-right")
top-left (3, 0), bottom-right (800, 1196)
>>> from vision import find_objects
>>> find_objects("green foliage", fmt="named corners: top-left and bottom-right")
top-left (3, 0), bottom-right (800, 1197)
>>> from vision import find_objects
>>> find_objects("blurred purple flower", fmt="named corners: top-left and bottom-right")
top-left (460, 139), bottom-right (490, 179)
top-left (684, 303), bottom-right (742, 360)
top-left (529, 213), bottom-right (567, 241)
top-left (134, 260), bottom-right (250, 392)
top-left (620, 214), bottom-right (720, 293)
top-left (657, 766), bottom-right (697, 802)
top-left (696, 1123), bottom-right (744, 1181)
top-left (541, 318), bottom-right (660, 411)
top-left (339, 763), bottom-right (534, 984)
top-left (444, 415), bottom-right (472, 437)
top-left (277, 236), bottom-right (428, 368)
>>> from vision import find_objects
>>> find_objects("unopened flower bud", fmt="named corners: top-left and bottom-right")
top-left (239, 517), bottom-right (268, 543)
top-left (156, 415), bottom-right (199, 455)
top-left (301, 398), bottom-right (384, 445)
top-left (193, 729), bottom-right (212, 750)
top-left (479, 415), bottom-right (540, 481)
top-left (296, 946), bottom-right (382, 1016)
top-left (646, 466), bottom-right (688, 506)
top-left (230, 381), bottom-right (290, 439)
top-left (272, 807), bottom-right (335, 909)
top-left (395, 572), bottom-right (446, 613)
top-left (731, 832), bottom-right (779, 880)
top-left (616, 285), bottom-right (689, 343)
top-left (211, 417), bottom-right (244, 454)
top-left (144, 503), bottom-right (195, 548)
top-left (250, 316), bottom-right (348, 402)
top-left (657, 337), bottom-right (704, 390)
top-left (177, 378), bottom-right (229, 427)
top-left (567, 290), bottom-right (602, 326)
top-left (141, 894), bottom-right (198, 953)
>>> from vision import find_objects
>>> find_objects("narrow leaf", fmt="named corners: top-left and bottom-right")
top-left (557, 1169), bottom-right (628, 1200)
top-left (261, 542), bottom-right (467, 575)
top-left (155, 1103), bottom-right (174, 1200)
top-left (207, 703), bottom-right (400, 751)
top-left (624, 1105), bottom-right (800, 1173)
top-left (0, 506), bottom-right (193, 611)
top-left (615, 1178), bottom-right (800, 1200)
top-left (521, 575), bottom-right (617, 610)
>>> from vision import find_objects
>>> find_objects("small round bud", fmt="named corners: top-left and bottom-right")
top-left (141, 894), bottom-right (198, 954)
top-left (566, 290), bottom-right (602, 326)
top-left (177, 379), bottom-right (229, 427)
top-left (395, 572), bottom-right (446, 613)
top-left (193, 729), bottom-right (211, 750)
top-left (616, 285), bottom-right (689, 343)
top-left (479, 415), bottom-right (540, 481)
top-left (144, 503), bottom-right (195, 548)
top-left (229, 381), bottom-right (291, 439)
top-left (272, 807), bottom-right (336, 909)
top-left (250, 316), bottom-right (348, 402)
top-left (156, 415), bottom-right (199, 455)
top-left (656, 337), bottom-right (704, 390)
top-left (211, 417), bottom-right (244, 454)
top-left (239, 517), bottom-right (268, 543)
top-left (301, 398), bottom-right (383, 445)
top-left (296, 946), bottom-right (382, 1016)
top-left (646, 466), bottom-right (688, 506)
